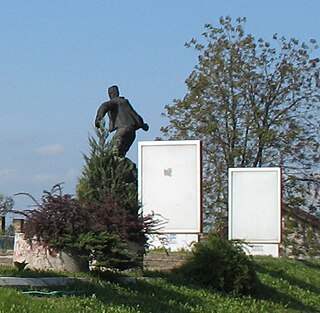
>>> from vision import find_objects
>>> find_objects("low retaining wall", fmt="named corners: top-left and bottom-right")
top-left (11, 235), bottom-right (189, 272)
top-left (143, 251), bottom-right (189, 271)
top-left (0, 249), bottom-right (13, 266)
top-left (13, 233), bottom-right (86, 272)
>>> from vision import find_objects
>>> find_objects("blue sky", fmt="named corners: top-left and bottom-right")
top-left (1, 1), bottom-right (320, 213)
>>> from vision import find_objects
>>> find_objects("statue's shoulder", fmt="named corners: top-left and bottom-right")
top-left (117, 96), bottom-right (130, 105)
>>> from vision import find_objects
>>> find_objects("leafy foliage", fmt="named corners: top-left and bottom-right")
top-left (76, 231), bottom-right (137, 270)
top-left (176, 232), bottom-right (257, 294)
top-left (21, 185), bottom-right (140, 269)
top-left (75, 125), bottom-right (159, 267)
top-left (21, 125), bottom-right (158, 270)
top-left (0, 193), bottom-right (14, 216)
top-left (77, 125), bottom-right (138, 214)
top-left (76, 125), bottom-right (154, 253)
top-left (281, 205), bottom-right (320, 258)
top-left (161, 17), bottom-right (320, 235)
top-left (78, 125), bottom-right (160, 237)
top-left (83, 195), bottom-right (147, 245)
top-left (22, 186), bottom-right (90, 251)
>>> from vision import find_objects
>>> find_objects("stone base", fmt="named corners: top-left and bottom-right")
top-left (143, 251), bottom-right (189, 271)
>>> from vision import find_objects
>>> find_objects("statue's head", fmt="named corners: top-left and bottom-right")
top-left (108, 85), bottom-right (119, 99)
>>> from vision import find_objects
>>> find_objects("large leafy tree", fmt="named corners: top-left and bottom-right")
top-left (161, 17), bottom-right (320, 235)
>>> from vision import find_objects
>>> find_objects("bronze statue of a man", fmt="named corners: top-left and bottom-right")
top-left (95, 85), bottom-right (149, 157)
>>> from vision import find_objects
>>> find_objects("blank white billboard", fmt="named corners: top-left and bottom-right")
top-left (228, 168), bottom-right (281, 243)
top-left (139, 141), bottom-right (202, 233)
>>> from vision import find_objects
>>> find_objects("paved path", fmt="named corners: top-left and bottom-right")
top-left (0, 277), bottom-right (85, 289)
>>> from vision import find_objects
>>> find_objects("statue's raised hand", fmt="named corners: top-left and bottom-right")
top-left (142, 123), bottom-right (149, 131)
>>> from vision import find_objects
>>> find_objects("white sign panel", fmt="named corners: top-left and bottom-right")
top-left (148, 233), bottom-right (199, 251)
top-left (242, 243), bottom-right (280, 258)
top-left (228, 167), bottom-right (281, 243)
top-left (139, 141), bottom-right (202, 233)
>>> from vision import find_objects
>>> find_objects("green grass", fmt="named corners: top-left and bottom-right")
top-left (0, 257), bottom-right (319, 313)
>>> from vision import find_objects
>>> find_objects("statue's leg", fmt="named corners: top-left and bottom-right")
top-left (113, 128), bottom-right (136, 157)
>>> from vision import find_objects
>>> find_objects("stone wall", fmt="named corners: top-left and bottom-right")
top-left (13, 233), bottom-right (87, 272)
top-left (143, 251), bottom-right (189, 271)
top-left (0, 249), bottom-right (13, 266)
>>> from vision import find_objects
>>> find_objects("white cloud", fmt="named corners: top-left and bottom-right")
top-left (30, 174), bottom-right (55, 183)
top-left (65, 169), bottom-right (80, 181)
top-left (0, 168), bottom-right (19, 181)
top-left (37, 144), bottom-right (65, 156)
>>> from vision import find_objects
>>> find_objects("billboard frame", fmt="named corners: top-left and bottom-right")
top-left (228, 167), bottom-right (282, 244)
top-left (138, 140), bottom-right (202, 234)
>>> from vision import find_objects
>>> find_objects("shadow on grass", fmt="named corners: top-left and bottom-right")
top-left (142, 265), bottom-right (319, 313)
top-left (66, 267), bottom-right (317, 313)
top-left (67, 273), bottom-right (207, 313)
top-left (255, 261), bottom-right (320, 296)
top-left (253, 262), bottom-right (320, 313)
top-left (3, 259), bottom-right (319, 313)
top-left (298, 259), bottom-right (320, 270)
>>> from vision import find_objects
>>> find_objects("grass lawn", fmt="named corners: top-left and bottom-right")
top-left (0, 257), bottom-right (319, 313)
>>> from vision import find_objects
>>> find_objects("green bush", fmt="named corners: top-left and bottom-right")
top-left (21, 186), bottom-right (143, 270)
top-left (77, 230), bottom-right (139, 270)
top-left (177, 233), bottom-right (257, 294)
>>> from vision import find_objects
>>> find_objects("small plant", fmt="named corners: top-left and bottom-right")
top-left (13, 260), bottom-right (28, 272)
top-left (176, 232), bottom-right (258, 294)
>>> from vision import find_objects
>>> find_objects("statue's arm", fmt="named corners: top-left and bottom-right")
top-left (127, 101), bottom-right (149, 131)
top-left (138, 114), bottom-right (149, 131)
top-left (94, 101), bottom-right (116, 128)
top-left (142, 121), bottom-right (149, 131)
